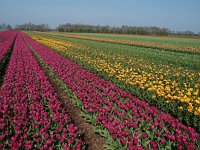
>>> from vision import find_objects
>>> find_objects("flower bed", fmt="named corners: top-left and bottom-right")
top-left (0, 32), bottom-right (84, 149)
top-left (24, 33), bottom-right (200, 149)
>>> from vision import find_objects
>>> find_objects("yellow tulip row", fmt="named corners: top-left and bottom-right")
top-left (30, 34), bottom-right (87, 51)
top-left (28, 33), bottom-right (200, 116)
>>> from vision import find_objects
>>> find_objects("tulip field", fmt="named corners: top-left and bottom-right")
top-left (0, 32), bottom-right (84, 149)
top-left (0, 31), bottom-right (200, 149)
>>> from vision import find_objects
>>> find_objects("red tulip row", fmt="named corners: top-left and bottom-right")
top-left (0, 32), bottom-right (84, 149)
top-left (0, 30), bottom-right (14, 42)
top-left (0, 31), bottom-right (9, 42)
top-left (24, 33), bottom-right (200, 149)
top-left (0, 30), bottom-right (17, 61)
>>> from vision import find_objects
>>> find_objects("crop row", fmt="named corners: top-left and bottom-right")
top-left (0, 30), bottom-right (17, 62)
top-left (27, 33), bottom-right (200, 130)
top-left (0, 32), bottom-right (84, 149)
top-left (24, 33), bottom-right (200, 149)
top-left (0, 31), bottom-right (11, 43)
top-left (44, 32), bottom-right (200, 54)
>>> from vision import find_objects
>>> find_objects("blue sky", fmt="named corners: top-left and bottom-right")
top-left (0, 0), bottom-right (200, 32)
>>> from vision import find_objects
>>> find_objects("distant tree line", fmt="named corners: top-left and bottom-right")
top-left (15, 23), bottom-right (51, 32)
top-left (56, 23), bottom-right (200, 36)
top-left (1, 22), bottom-right (199, 36)
top-left (175, 31), bottom-right (200, 36)
top-left (0, 23), bottom-right (12, 31)
top-left (56, 23), bottom-right (172, 35)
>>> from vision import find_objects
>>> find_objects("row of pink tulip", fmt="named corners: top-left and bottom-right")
top-left (0, 32), bottom-right (8, 43)
top-left (0, 30), bottom-right (17, 61)
top-left (0, 30), bottom-right (17, 45)
top-left (0, 32), bottom-right (84, 149)
top-left (0, 30), bottom-right (14, 42)
top-left (24, 33), bottom-right (200, 149)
